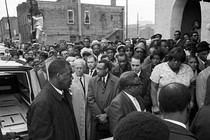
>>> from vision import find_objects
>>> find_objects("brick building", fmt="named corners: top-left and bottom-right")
top-left (155, 0), bottom-right (210, 43)
top-left (17, 0), bottom-right (124, 45)
top-left (0, 17), bottom-right (19, 42)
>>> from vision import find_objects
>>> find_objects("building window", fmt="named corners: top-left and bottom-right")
top-left (67, 10), bottom-right (74, 24)
top-left (84, 11), bottom-right (90, 24)
top-left (5, 23), bottom-right (9, 29)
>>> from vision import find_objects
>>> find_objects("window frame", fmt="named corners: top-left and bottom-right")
top-left (67, 10), bottom-right (74, 24)
top-left (84, 11), bottom-right (90, 24)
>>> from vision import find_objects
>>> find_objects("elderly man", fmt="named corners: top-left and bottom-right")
top-left (87, 59), bottom-right (119, 140)
top-left (108, 71), bottom-right (145, 135)
top-left (71, 58), bottom-right (92, 140)
top-left (27, 60), bottom-right (80, 140)
top-left (159, 83), bottom-right (196, 140)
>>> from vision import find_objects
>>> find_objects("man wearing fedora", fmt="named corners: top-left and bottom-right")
top-left (196, 41), bottom-right (210, 71)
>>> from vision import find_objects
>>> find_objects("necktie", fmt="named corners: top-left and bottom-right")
top-left (102, 77), bottom-right (106, 86)
top-left (90, 70), bottom-right (93, 76)
top-left (133, 98), bottom-right (141, 111)
top-left (79, 77), bottom-right (85, 95)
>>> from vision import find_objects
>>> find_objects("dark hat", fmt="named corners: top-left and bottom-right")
top-left (114, 112), bottom-right (170, 140)
top-left (106, 45), bottom-right (116, 53)
top-left (197, 41), bottom-right (210, 53)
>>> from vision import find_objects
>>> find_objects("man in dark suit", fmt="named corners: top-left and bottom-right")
top-left (131, 56), bottom-right (151, 112)
top-left (27, 60), bottom-right (80, 140)
top-left (108, 71), bottom-right (145, 135)
top-left (190, 75), bottom-right (210, 140)
top-left (159, 83), bottom-right (196, 140)
top-left (87, 59), bottom-right (119, 140)
top-left (85, 55), bottom-right (97, 77)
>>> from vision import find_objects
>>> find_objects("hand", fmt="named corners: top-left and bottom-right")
top-left (96, 114), bottom-right (107, 123)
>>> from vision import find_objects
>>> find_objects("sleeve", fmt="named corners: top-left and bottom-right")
top-left (150, 64), bottom-right (161, 84)
top-left (108, 100), bottom-right (124, 135)
top-left (27, 101), bottom-right (53, 140)
top-left (196, 74), bottom-right (205, 108)
top-left (87, 80), bottom-right (102, 117)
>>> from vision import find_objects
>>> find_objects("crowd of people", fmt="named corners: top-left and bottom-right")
top-left (1, 29), bottom-right (210, 140)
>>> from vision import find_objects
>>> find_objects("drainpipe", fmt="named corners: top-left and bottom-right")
top-left (78, 0), bottom-right (82, 40)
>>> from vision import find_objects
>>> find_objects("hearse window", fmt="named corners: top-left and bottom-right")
top-left (0, 72), bottom-right (31, 105)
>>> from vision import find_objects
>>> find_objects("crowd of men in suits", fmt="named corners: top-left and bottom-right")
top-left (18, 30), bottom-right (210, 140)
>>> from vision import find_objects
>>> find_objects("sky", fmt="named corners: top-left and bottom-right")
top-left (0, 0), bottom-right (155, 25)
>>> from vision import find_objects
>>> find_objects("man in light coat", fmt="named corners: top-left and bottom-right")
top-left (71, 58), bottom-right (92, 140)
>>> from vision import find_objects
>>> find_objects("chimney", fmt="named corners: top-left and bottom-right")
top-left (111, 0), bottom-right (116, 6)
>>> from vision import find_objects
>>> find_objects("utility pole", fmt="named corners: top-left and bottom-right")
top-left (137, 13), bottom-right (139, 37)
top-left (5, 0), bottom-right (12, 46)
top-left (126, 0), bottom-right (128, 39)
top-left (29, 0), bottom-right (34, 43)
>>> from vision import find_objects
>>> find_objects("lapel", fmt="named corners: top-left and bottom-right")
top-left (97, 75), bottom-right (106, 91)
top-left (121, 92), bottom-right (137, 111)
top-left (73, 73), bottom-right (85, 97)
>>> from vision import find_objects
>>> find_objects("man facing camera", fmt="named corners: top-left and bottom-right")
top-left (159, 83), bottom-right (196, 140)
top-left (108, 71), bottom-right (145, 135)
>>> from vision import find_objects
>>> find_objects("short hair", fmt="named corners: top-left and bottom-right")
top-left (150, 49), bottom-right (164, 60)
top-left (84, 37), bottom-right (90, 42)
top-left (156, 39), bottom-right (168, 48)
top-left (114, 112), bottom-right (170, 140)
top-left (159, 83), bottom-right (191, 113)
top-left (119, 71), bottom-right (141, 90)
top-left (73, 58), bottom-right (86, 67)
top-left (87, 55), bottom-right (97, 62)
top-left (131, 55), bottom-right (142, 64)
top-left (48, 59), bottom-right (71, 79)
top-left (174, 30), bottom-right (181, 35)
top-left (98, 59), bottom-right (111, 71)
top-left (167, 47), bottom-right (186, 63)
top-left (101, 54), bottom-right (110, 60)
top-left (59, 48), bottom-right (67, 56)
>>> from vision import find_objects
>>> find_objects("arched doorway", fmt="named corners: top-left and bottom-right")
top-left (181, 0), bottom-right (201, 36)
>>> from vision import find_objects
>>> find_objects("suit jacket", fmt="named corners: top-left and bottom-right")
top-left (87, 72), bottom-right (120, 116)
top-left (139, 69), bottom-right (152, 111)
top-left (71, 73), bottom-right (92, 140)
top-left (165, 121), bottom-right (196, 140)
top-left (84, 68), bottom-right (97, 77)
top-left (108, 91), bottom-right (145, 135)
top-left (190, 74), bottom-right (210, 140)
top-left (27, 82), bottom-right (80, 140)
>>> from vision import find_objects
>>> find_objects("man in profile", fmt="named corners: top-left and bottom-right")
top-left (27, 60), bottom-right (80, 140)
top-left (159, 83), bottom-right (196, 140)
top-left (108, 71), bottom-right (145, 135)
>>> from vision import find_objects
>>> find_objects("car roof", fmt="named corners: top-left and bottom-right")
top-left (0, 60), bottom-right (32, 71)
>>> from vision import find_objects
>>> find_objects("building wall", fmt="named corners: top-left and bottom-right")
top-left (155, 0), bottom-right (210, 43)
top-left (0, 17), bottom-right (19, 42)
top-left (17, 0), bottom-right (124, 45)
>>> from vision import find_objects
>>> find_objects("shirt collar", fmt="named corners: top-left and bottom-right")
top-left (50, 83), bottom-right (63, 95)
top-left (102, 73), bottom-right (109, 83)
top-left (137, 70), bottom-right (141, 77)
top-left (164, 119), bottom-right (186, 129)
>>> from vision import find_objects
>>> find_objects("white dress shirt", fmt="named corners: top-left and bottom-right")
top-left (164, 119), bottom-right (186, 129)
top-left (124, 91), bottom-right (141, 111)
